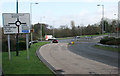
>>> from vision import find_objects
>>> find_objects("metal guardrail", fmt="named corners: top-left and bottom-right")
top-left (108, 33), bottom-right (120, 38)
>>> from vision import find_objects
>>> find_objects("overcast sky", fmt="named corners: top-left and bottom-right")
top-left (0, 0), bottom-right (119, 28)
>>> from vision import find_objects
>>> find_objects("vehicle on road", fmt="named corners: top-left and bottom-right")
top-left (74, 36), bottom-right (81, 41)
top-left (29, 40), bottom-right (38, 45)
top-left (45, 35), bottom-right (56, 40)
top-left (52, 39), bottom-right (58, 43)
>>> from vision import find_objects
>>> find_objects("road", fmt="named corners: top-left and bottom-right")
top-left (59, 35), bottom-right (119, 67)
top-left (39, 43), bottom-right (118, 74)
top-left (68, 43), bottom-right (119, 67)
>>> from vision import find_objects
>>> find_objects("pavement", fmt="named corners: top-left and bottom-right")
top-left (39, 43), bottom-right (118, 74)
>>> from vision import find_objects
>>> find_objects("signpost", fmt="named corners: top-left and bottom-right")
top-left (3, 13), bottom-right (30, 60)
top-left (2, 0), bottom-right (30, 60)
top-left (3, 13), bottom-right (30, 34)
top-left (8, 35), bottom-right (11, 61)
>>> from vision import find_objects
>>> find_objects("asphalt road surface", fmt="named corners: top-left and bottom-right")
top-left (68, 43), bottom-right (119, 67)
top-left (39, 43), bottom-right (118, 74)
top-left (59, 35), bottom-right (119, 67)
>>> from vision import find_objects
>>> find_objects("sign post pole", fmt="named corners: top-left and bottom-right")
top-left (16, 0), bottom-right (19, 56)
top-left (8, 35), bottom-right (11, 61)
top-left (26, 34), bottom-right (29, 60)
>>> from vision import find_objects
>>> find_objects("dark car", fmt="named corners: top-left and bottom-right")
top-left (52, 39), bottom-right (58, 43)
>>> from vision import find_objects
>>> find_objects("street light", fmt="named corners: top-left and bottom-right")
top-left (97, 4), bottom-right (104, 34)
top-left (30, 2), bottom-right (39, 44)
top-left (115, 13), bottom-right (120, 38)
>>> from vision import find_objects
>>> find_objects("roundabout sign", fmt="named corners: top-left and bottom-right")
top-left (3, 13), bottom-right (30, 34)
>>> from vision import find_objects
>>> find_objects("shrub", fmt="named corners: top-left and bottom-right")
top-left (100, 37), bottom-right (115, 44)
top-left (100, 37), bottom-right (120, 45)
top-left (19, 41), bottom-right (26, 50)
top-left (2, 40), bottom-right (8, 52)
top-left (106, 40), bottom-right (118, 45)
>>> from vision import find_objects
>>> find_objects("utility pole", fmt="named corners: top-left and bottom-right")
top-left (97, 4), bottom-right (104, 34)
top-left (30, 3), bottom-right (38, 44)
top-left (16, 0), bottom-right (19, 56)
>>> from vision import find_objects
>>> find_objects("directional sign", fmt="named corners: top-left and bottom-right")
top-left (2, 13), bottom-right (30, 34)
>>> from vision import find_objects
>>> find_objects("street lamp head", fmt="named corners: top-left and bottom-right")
top-left (97, 4), bottom-right (100, 6)
top-left (35, 3), bottom-right (39, 4)
top-left (114, 14), bottom-right (116, 16)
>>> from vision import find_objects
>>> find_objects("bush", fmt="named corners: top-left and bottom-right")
top-left (106, 40), bottom-right (118, 45)
top-left (100, 37), bottom-right (120, 45)
top-left (2, 40), bottom-right (8, 52)
top-left (95, 32), bottom-right (99, 35)
top-left (19, 41), bottom-right (26, 50)
top-left (100, 37), bottom-right (115, 44)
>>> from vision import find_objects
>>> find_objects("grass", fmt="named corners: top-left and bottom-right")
top-left (80, 33), bottom-right (108, 37)
top-left (2, 42), bottom-right (54, 75)
top-left (0, 52), bottom-right (1, 68)
top-left (93, 45), bottom-right (120, 53)
top-left (57, 37), bottom-right (73, 40)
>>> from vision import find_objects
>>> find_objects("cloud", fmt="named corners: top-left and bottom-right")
top-left (1, 0), bottom-right (119, 3)
top-left (0, 0), bottom-right (119, 28)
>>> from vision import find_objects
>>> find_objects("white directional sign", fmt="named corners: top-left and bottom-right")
top-left (3, 13), bottom-right (30, 34)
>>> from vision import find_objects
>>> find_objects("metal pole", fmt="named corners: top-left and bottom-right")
top-left (16, 0), bottom-right (19, 56)
top-left (8, 35), bottom-right (11, 61)
top-left (117, 18), bottom-right (119, 38)
top-left (102, 5), bottom-right (104, 34)
top-left (30, 3), bottom-right (33, 44)
top-left (26, 34), bottom-right (29, 60)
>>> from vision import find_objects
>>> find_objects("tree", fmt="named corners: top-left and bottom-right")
top-left (71, 20), bottom-right (76, 36)
top-left (33, 23), bottom-right (48, 40)
top-left (111, 20), bottom-right (117, 33)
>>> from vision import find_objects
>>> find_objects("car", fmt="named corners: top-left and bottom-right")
top-left (29, 40), bottom-right (38, 45)
top-left (52, 39), bottom-right (58, 43)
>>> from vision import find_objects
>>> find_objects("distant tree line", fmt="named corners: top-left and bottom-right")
top-left (1, 18), bottom-right (119, 51)
top-left (33, 19), bottom-right (119, 39)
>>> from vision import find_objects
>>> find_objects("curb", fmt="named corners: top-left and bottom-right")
top-left (95, 43), bottom-right (119, 48)
top-left (36, 44), bottom-right (64, 76)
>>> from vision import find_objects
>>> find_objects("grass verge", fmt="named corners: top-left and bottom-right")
top-left (93, 45), bottom-right (120, 53)
top-left (2, 42), bottom-right (54, 75)
top-left (80, 33), bottom-right (108, 37)
top-left (57, 37), bottom-right (73, 40)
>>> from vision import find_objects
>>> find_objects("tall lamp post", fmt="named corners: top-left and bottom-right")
top-left (30, 2), bottom-right (38, 44)
top-left (97, 4), bottom-right (104, 34)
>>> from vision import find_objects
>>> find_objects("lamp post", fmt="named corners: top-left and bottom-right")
top-left (30, 2), bottom-right (38, 44)
top-left (97, 4), bottom-right (104, 34)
